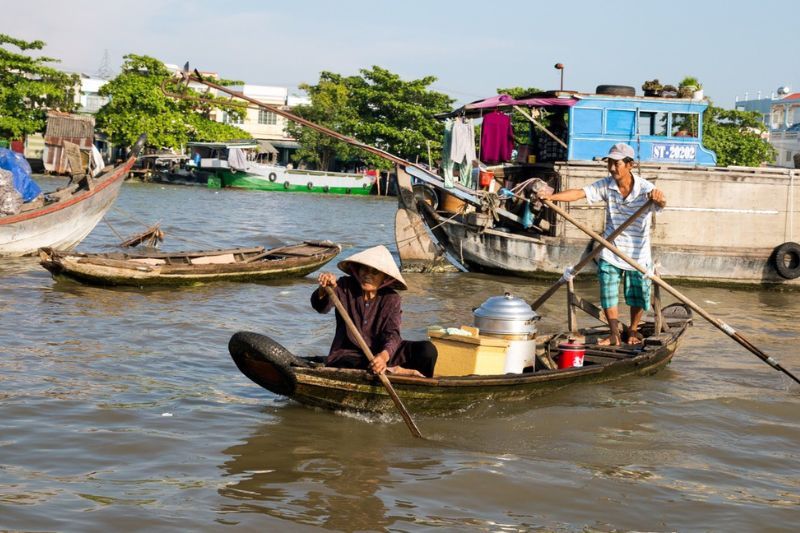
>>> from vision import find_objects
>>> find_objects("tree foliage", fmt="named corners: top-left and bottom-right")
top-left (95, 54), bottom-right (249, 149)
top-left (287, 67), bottom-right (454, 170)
top-left (703, 104), bottom-right (776, 167)
top-left (0, 34), bottom-right (79, 139)
top-left (496, 86), bottom-right (544, 146)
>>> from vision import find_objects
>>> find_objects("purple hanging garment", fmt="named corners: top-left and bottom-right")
top-left (480, 111), bottom-right (514, 164)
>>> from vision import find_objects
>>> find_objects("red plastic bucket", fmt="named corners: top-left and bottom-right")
top-left (558, 342), bottom-right (585, 369)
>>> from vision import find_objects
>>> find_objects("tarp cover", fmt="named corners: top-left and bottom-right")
top-left (464, 94), bottom-right (577, 110)
top-left (0, 148), bottom-right (41, 202)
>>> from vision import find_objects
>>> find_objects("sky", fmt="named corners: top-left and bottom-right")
top-left (2, 0), bottom-right (799, 108)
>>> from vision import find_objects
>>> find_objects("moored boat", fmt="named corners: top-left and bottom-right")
top-left (188, 141), bottom-right (376, 195)
top-left (227, 304), bottom-right (692, 415)
top-left (395, 89), bottom-right (800, 287)
top-left (39, 240), bottom-right (341, 286)
top-left (0, 135), bottom-right (143, 257)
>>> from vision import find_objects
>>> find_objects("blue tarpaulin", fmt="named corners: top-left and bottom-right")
top-left (0, 148), bottom-right (41, 202)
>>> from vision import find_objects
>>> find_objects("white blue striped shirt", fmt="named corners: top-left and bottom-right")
top-left (582, 174), bottom-right (661, 271)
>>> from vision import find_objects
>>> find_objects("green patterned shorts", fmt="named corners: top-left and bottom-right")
top-left (597, 259), bottom-right (651, 310)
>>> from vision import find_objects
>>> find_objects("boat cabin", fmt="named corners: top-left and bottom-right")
top-left (444, 88), bottom-right (717, 166)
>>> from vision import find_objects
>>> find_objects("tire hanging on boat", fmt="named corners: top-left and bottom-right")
top-left (307, 182), bottom-right (314, 191)
top-left (283, 181), bottom-right (290, 189)
top-left (268, 172), bottom-right (277, 182)
top-left (228, 331), bottom-right (308, 396)
top-left (771, 241), bottom-right (800, 279)
top-left (322, 185), bottom-right (330, 193)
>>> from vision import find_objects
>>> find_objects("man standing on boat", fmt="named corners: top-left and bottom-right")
top-left (538, 143), bottom-right (666, 346)
top-left (312, 245), bottom-right (438, 376)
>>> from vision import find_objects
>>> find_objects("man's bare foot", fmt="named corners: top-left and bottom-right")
top-left (625, 331), bottom-right (643, 345)
top-left (597, 337), bottom-right (620, 346)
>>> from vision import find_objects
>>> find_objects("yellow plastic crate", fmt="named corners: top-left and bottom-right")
top-left (429, 329), bottom-right (510, 376)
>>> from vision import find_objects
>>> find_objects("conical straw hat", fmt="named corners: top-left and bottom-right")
top-left (337, 245), bottom-right (408, 290)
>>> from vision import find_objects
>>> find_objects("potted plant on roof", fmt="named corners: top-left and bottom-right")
top-left (679, 76), bottom-right (703, 100)
top-left (642, 79), bottom-right (663, 97)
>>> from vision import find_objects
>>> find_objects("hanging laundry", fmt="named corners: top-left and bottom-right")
top-left (480, 111), bottom-right (515, 164)
top-left (452, 117), bottom-right (476, 188)
top-left (442, 117), bottom-right (476, 188)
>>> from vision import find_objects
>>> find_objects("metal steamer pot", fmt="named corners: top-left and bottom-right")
top-left (473, 292), bottom-right (540, 339)
top-left (473, 292), bottom-right (541, 373)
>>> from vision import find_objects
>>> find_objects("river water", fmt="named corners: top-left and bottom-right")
top-left (1, 179), bottom-right (798, 532)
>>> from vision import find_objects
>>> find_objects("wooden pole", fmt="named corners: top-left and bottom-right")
top-left (323, 287), bottom-right (423, 438)
top-left (543, 199), bottom-right (800, 386)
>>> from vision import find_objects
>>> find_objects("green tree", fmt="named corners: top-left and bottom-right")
top-left (96, 54), bottom-right (249, 149)
top-left (496, 86), bottom-right (543, 145)
top-left (0, 34), bottom-right (79, 139)
top-left (288, 67), bottom-right (454, 170)
top-left (286, 73), bottom-right (363, 170)
top-left (703, 104), bottom-right (776, 167)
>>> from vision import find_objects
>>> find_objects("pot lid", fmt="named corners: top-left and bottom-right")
top-left (473, 292), bottom-right (540, 321)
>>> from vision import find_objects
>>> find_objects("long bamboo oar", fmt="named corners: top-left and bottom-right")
top-left (543, 199), bottom-right (800, 386)
top-left (324, 286), bottom-right (423, 438)
top-left (530, 199), bottom-right (654, 311)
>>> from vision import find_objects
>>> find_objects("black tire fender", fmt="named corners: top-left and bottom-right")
top-left (595, 84), bottom-right (636, 97)
top-left (322, 185), bottom-right (330, 193)
top-left (283, 181), bottom-right (290, 189)
top-left (345, 188), bottom-right (351, 194)
top-left (268, 172), bottom-right (277, 182)
top-left (307, 181), bottom-right (314, 191)
top-left (772, 241), bottom-right (800, 279)
top-left (228, 331), bottom-right (309, 396)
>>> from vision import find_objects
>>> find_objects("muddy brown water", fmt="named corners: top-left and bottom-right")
top-left (1, 178), bottom-right (798, 531)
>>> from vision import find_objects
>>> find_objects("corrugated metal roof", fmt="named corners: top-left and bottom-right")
top-left (45, 111), bottom-right (94, 139)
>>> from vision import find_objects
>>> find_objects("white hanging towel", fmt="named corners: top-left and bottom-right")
top-left (228, 147), bottom-right (248, 171)
top-left (90, 145), bottom-right (106, 177)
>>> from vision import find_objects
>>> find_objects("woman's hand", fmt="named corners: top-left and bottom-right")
top-left (369, 350), bottom-right (390, 375)
top-left (317, 272), bottom-right (337, 289)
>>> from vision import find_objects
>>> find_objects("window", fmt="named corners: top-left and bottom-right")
top-left (573, 108), bottom-right (602, 134)
top-left (606, 110), bottom-right (635, 135)
top-left (258, 110), bottom-right (277, 125)
top-left (787, 151), bottom-right (793, 162)
top-left (639, 112), bottom-right (668, 136)
top-left (671, 113), bottom-right (699, 137)
top-left (223, 112), bottom-right (244, 125)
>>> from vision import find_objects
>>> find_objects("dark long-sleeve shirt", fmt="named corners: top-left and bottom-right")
top-left (310, 276), bottom-right (403, 366)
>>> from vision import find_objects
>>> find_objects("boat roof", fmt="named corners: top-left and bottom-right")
top-left (187, 140), bottom-right (258, 149)
top-left (442, 89), bottom-right (706, 118)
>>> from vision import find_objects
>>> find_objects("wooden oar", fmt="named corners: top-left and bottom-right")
top-left (530, 199), bottom-right (654, 311)
top-left (543, 199), bottom-right (800, 386)
top-left (323, 286), bottom-right (424, 438)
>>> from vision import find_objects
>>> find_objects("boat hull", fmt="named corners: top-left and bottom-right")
top-left (0, 159), bottom-right (134, 257)
top-left (228, 317), bottom-right (690, 415)
top-left (208, 167), bottom-right (374, 195)
top-left (39, 241), bottom-right (341, 286)
top-left (409, 160), bottom-right (800, 288)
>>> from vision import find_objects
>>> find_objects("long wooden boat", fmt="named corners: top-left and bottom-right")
top-left (0, 138), bottom-right (142, 257)
top-left (228, 305), bottom-right (692, 415)
top-left (39, 240), bottom-right (341, 286)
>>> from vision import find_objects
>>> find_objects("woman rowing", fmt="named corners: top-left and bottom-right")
top-left (312, 245), bottom-right (438, 377)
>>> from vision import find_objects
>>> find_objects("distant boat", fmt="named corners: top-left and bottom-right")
top-left (187, 141), bottom-right (376, 195)
top-left (0, 135), bottom-right (144, 257)
top-left (39, 240), bottom-right (341, 286)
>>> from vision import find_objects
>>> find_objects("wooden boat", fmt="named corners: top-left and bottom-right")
top-left (0, 135), bottom-right (144, 257)
top-left (38, 240), bottom-right (341, 286)
top-left (227, 304), bottom-right (692, 415)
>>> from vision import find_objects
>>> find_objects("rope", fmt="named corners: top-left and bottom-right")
top-left (102, 218), bottom-right (126, 242)
top-left (394, 205), bottom-right (466, 248)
